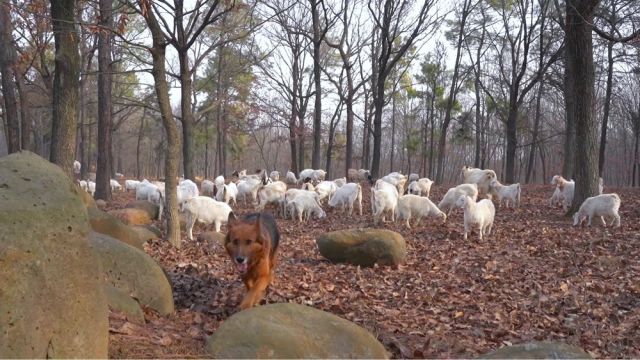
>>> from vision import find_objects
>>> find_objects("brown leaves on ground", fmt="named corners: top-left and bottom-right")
top-left (106, 185), bottom-right (640, 358)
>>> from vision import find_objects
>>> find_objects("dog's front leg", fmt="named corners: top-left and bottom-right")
top-left (239, 276), bottom-right (270, 310)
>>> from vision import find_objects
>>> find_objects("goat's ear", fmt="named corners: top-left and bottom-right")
top-left (227, 212), bottom-right (238, 227)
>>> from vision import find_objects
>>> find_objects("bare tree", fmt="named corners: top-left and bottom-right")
top-left (0, 1), bottom-right (21, 153)
top-left (95, 0), bottom-right (113, 200)
top-left (49, 0), bottom-right (81, 177)
top-left (368, 0), bottom-right (440, 178)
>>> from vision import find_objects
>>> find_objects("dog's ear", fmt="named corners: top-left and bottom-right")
top-left (227, 212), bottom-right (238, 227)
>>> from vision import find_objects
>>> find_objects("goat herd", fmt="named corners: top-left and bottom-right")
top-left (77, 165), bottom-right (623, 242)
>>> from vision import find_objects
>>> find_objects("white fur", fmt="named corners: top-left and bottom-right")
top-left (314, 180), bottom-right (339, 204)
top-left (270, 171), bottom-right (280, 182)
top-left (328, 183), bottom-right (362, 215)
top-left (407, 178), bottom-right (434, 198)
top-left (438, 183), bottom-right (479, 215)
top-left (489, 179), bottom-right (521, 208)
top-left (333, 177), bottom-right (347, 187)
top-left (73, 160), bottom-right (81, 175)
top-left (461, 166), bottom-right (497, 198)
top-left (237, 178), bottom-right (262, 205)
top-left (177, 179), bottom-right (199, 205)
top-left (573, 193), bottom-right (621, 227)
top-left (408, 173), bottom-right (419, 183)
top-left (214, 176), bottom-right (225, 187)
top-left (371, 180), bottom-right (399, 225)
top-left (87, 180), bottom-right (96, 196)
top-left (215, 182), bottom-right (238, 205)
top-left (136, 182), bottom-right (164, 219)
top-left (381, 172), bottom-right (408, 195)
top-left (201, 180), bottom-right (215, 196)
top-left (455, 195), bottom-right (496, 241)
top-left (396, 194), bottom-right (446, 228)
top-left (287, 193), bottom-right (326, 222)
top-left (347, 168), bottom-right (371, 182)
top-left (551, 175), bottom-right (575, 211)
top-left (79, 180), bottom-right (88, 192)
top-left (298, 168), bottom-right (326, 183)
top-left (283, 189), bottom-right (320, 219)
top-left (110, 179), bottom-right (122, 192)
top-left (125, 179), bottom-right (140, 192)
top-left (285, 171), bottom-right (298, 185)
top-left (181, 196), bottom-right (233, 240)
top-left (256, 181), bottom-right (287, 211)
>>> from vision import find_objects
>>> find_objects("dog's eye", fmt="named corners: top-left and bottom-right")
top-left (233, 239), bottom-right (239, 245)
top-left (245, 239), bottom-right (253, 245)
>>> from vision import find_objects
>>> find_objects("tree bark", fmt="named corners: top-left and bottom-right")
top-left (49, 0), bottom-right (80, 177)
top-left (310, 0), bottom-right (322, 169)
top-left (0, 2), bottom-right (21, 153)
top-left (566, 0), bottom-right (600, 213)
top-left (598, 37), bottom-right (614, 176)
top-left (95, 0), bottom-right (113, 200)
top-left (141, 0), bottom-right (182, 248)
top-left (526, 82), bottom-right (544, 183)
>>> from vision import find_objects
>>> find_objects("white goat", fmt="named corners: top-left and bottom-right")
top-left (201, 179), bottom-right (215, 196)
top-left (285, 171), bottom-right (298, 185)
top-left (298, 168), bottom-right (326, 183)
top-left (408, 173), bottom-right (419, 183)
top-left (551, 175), bottom-right (575, 211)
top-left (110, 179), bottom-right (122, 192)
top-left (314, 180), bottom-right (338, 204)
top-left (215, 182), bottom-right (238, 205)
top-left (181, 196), bottom-right (233, 239)
top-left (125, 179), bottom-right (140, 192)
top-left (489, 179), bottom-right (521, 208)
top-left (333, 177), bottom-right (347, 187)
top-left (270, 171), bottom-right (280, 182)
top-left (73, 160), bottom-right (81, 175)
top-left (283, 189), bottom-right (320, 219)
top-left (287, 194), bottom-right (326, 222)
top-left (381, 172), bottom-right (408, 195)
top-left (407, 178), bottom-right (434, 198)
top-left (438, 183), bottom-right (479, 215)
top-left (347, 168), bottom-right (372, 183)
top-left (371, 180), bottom-right (399, 225)
top-left (461, 166), bottom-right (497, 199)
top-left (328, 183), bottom-right (363, 215)
top-left (237, 178), bottom-right (262, 205)
top-left (177, 179), bottom-right (199, 205)
top-left (136, 182), bottom-right (164, 219)
top-left (455, 195), bottom-right (496, 241)
top-left (396, 194), bottom-right (447, 229)
top-left (87, 180), bottom-right (96, 196)
top-left (573, 193), bottom-right (621, 227)
top-left (79, 180), bottom-right (88, 192)
top-left (256, 181), bottom-right (287, 211)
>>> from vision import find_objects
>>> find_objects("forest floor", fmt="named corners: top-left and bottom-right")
top-left (106, 184), bottom-right (640, 359)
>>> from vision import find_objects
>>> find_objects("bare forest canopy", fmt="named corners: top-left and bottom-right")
top-left (1, 0), bottom-right (640, 187)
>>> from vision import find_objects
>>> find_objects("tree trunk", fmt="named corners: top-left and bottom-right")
top-left (566, 0), bottom-right (600, 213)
top-left (526, 82), bottom-right (544, 183)
top-left (598, 38), bottom-right (614, 176)
top-left (95, 0), bottom-right (113, 200)
top-left (142, 0), bottom-right (182, 248)
top-left (562, 55), bottom-right (576, 179)
top-left (344, 72), bottom-right (355, 177)
top-left (505, 94), bottom-right (519, 183)
top-left (370, 74), bottom-right (385, 178)
top-left (289, 47), bottom-right (300, 174)
top-left (389, 94), bottom-right (396, 172)
top-left (136, 111), bottom-right (145, 179)
top-left (310, 0), bottom-right (322, 169)
top-left (179, 50), bottom-right (195, 180)
top-left (49, 0), bottom-right (80, 178)
top-left (16, 75), bottom-right (30, 151)
top-left (0, 2), bottom-right (21, 153)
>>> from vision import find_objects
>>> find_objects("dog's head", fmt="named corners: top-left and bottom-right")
top-left (225, 213), bottom-right (270, 275)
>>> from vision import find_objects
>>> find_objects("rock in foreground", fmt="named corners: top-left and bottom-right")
top-left (480, 341), bottom-right (593, 359)
top-left (0, 151), bottom-right (108, 358)
top-left (206, 303), bottom-right (388, 359)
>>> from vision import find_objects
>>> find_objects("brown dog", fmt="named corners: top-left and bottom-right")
top-left (225, 212), bottom-right (280, 309)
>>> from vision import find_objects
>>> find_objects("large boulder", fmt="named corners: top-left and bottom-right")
top-left (0, 151), bottom-right (108, 358)
top-left (131, 225), bottom-right (161, 242)
top-left (89, 231), bottom-right (174, 315)
top-left (206, 303), bottom-right (388, 359)
top-left (77, 185), bottom-right (97, 208)
top-left (109, 208), bottom-right (153, 226)
top-left (480, 341), bottom-right (592, 359)
top-left (316, 229), bottom-right (406, 267)
top-left (103, 285), bottom-right (145, 322)
top-left (88, 207), bottom-right (145, 249)
top-left (125, 200), bottom-right (159, 219)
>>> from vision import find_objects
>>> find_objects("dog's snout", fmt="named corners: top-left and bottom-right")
top-left (235, 256), bottom-right (245, 264)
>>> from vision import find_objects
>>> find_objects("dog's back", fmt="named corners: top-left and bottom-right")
top-left (241, 213), bottom-right (280, 255)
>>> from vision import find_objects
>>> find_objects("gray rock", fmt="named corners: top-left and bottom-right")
top-left (316, 228), bottom-right (406, 267)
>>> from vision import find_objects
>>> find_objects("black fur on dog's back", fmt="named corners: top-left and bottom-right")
top-left (241, 213), bottom-right (280, 255)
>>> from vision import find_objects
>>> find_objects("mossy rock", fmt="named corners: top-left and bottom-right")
top-left (104, 285), bottom-right (145, 322)
top-left (206, 303), bottom-right (388, 359)
top-left (125, 200), bottom-right (159, 220)
top-left (109, 208), bottom-right (153, 226)
top-left (88, 207), bottom-right (145, 250)
top-left (316, 228), bottom-right (406, 267)
top-left (0, 151), bottom-right (108, 358)
top-left (89, 232), bottom-right (174, 315)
